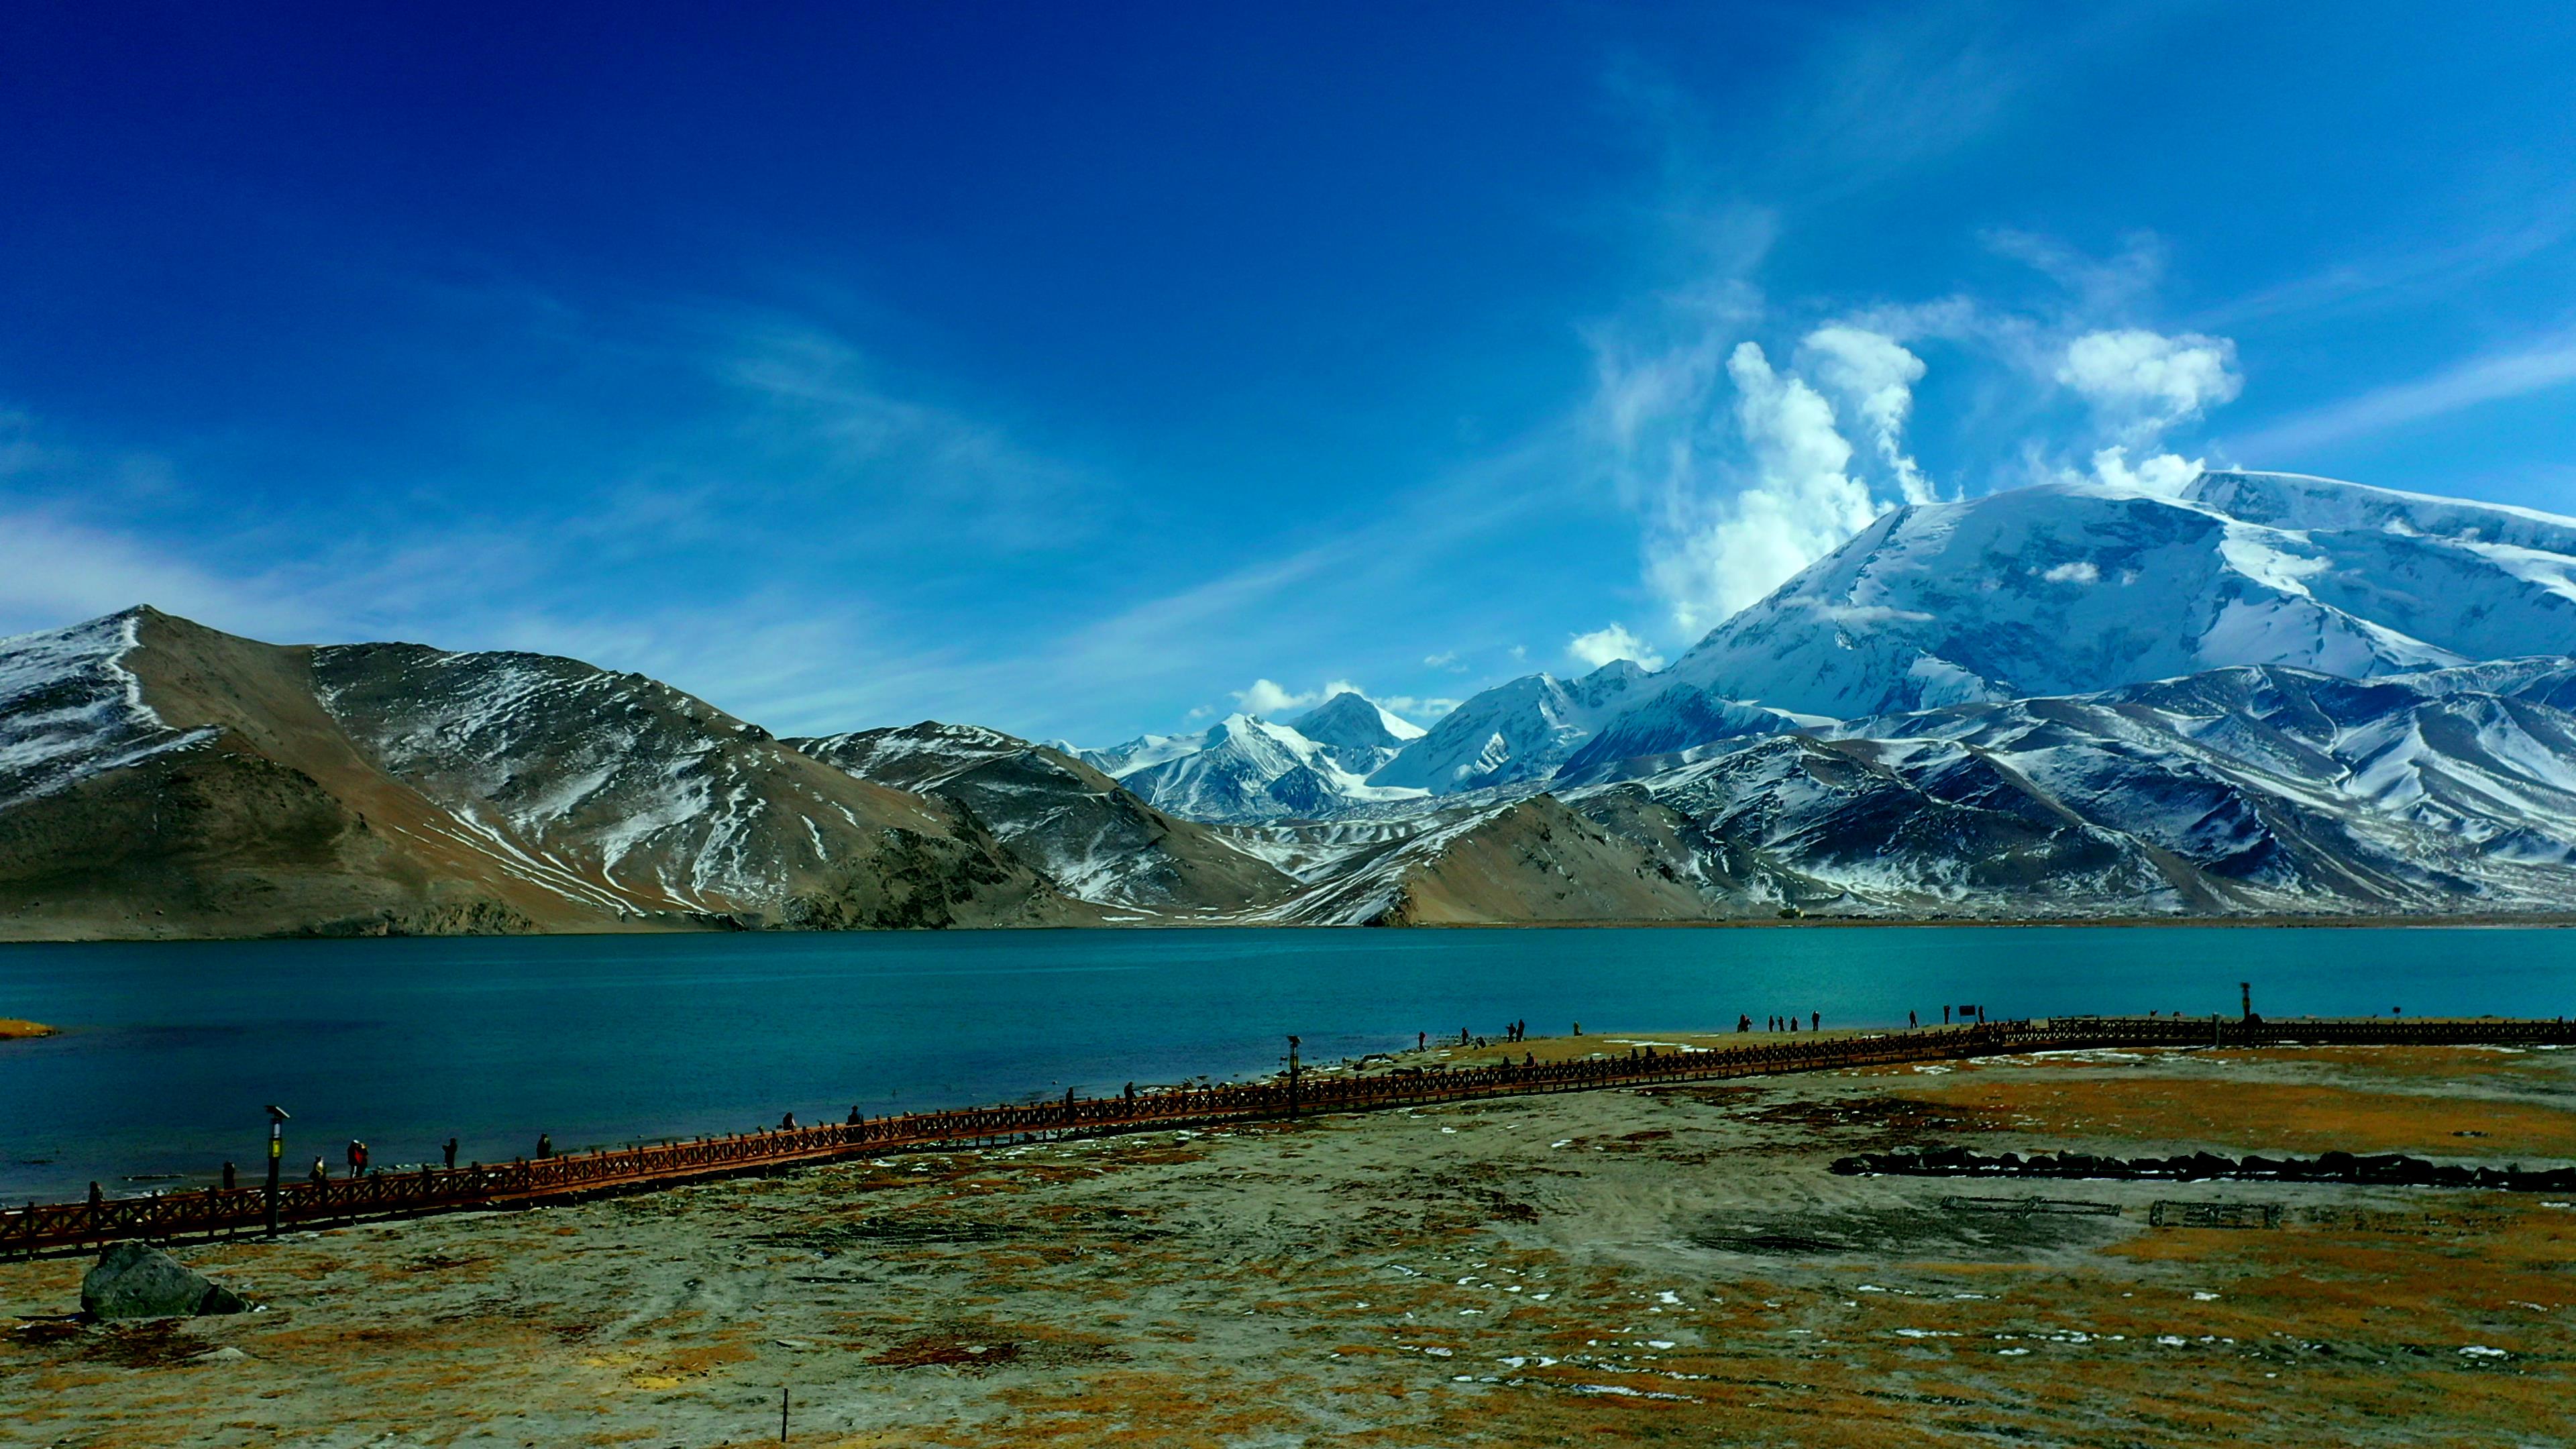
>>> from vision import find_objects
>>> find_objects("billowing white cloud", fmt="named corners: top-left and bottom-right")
top-left (1228, 677), bottom-right (1366, 717)
top-left (1377, 694), bottom-right (1459, 720)
top-left (2047, 328), bottom-right (2240, 498)
top-left (1799, 325), bottom-right (1936, 503)
top-left (1566, 623), bottom-right (1666, 671)
top-left (1646, 343), bottom-right (1888, 633)
top-left (2057, 328), bottom-right (2242, 440)
top-left (1231, 678), bottom-right (1305, 716)
top-left (2086, 445), bottom-right (2204, 498)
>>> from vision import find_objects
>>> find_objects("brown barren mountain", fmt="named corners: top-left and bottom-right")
top-left (0, 608), bottom-right (1087, 940)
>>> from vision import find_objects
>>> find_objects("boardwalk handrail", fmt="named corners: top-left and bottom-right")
top-left (9, 1014), bottom-right (2571, 1255)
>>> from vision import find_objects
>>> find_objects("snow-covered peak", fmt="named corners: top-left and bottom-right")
top-left (1111, 712), bottom-right (1428, 822)
top-left (1079, 730), bottom-right (1208, 780)
top-left (0, 608), bottom-right (213, 810)
top-left (1366, 664), bottom-right (1652, 795)
top-left (1661, 471), bottom-right (2576, 720)
top-left (1291, 690), bottom-right (1425, 747)
top-left (1284, 690), bottom-right (1424, 780)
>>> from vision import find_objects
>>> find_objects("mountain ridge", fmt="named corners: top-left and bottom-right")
top-left (7, 470), bottom-right (2576, 938)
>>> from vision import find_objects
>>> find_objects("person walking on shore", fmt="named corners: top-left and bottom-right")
top-left (443, 1138), bottom-right (458, 1169)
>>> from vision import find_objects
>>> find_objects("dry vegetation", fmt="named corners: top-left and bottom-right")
top-left (5, 1041), bottom-right (2572, 1446)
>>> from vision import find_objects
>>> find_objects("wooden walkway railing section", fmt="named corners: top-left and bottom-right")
top-left (8, 1014), bottom-right (2571, 1255)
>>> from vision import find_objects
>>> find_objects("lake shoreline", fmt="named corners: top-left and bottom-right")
top-left (7, 910), bottom-right (2576, 947)
top-left (10, 1039), bottom-right (2571, 1445)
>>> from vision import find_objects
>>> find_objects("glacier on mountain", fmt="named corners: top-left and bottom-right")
top-left (1366, 660), bottom-right (1652, 795)
top-left (1659, 470), bottom-right (2576, 720)
top-left (1071, 692), bottom-right (1430, 822)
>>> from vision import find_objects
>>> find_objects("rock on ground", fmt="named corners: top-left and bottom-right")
top-left (80, 1242), bottom-right (246, 1320)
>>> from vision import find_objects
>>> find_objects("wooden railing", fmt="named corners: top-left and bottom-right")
top-left (9, 1014), bottom-right (2571, 1256)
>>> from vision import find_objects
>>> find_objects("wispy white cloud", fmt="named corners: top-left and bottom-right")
top-left (2190, 193), bottom-right (2576, 331)
top-left (0, 507), bottom-right (299, 641)
top-left (1799, 325), bottom-right (1936, 504)
top-left (1376, 694), bottom-right (1458, 721)
top-left (709, 318), bottom-right (1104, 553)
top-left (1567, 623), bottom-right (1664, 671)
top-left (2226, 334), bottom-right (2576, 462)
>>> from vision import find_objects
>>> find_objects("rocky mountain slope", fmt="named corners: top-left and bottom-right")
top-left (0, 610), bottom-right (1086, 939)
top-left (792, 722), bottom-right (1295, 914)
top-left (6, 471), bottom-right (2574, 938)
top-left (1081, 708), bottom-right (1429, 823)
top-left (1365, 661), bottom-right (1652, 796)
top-left (1542, 656), bottom-right (2576, 919)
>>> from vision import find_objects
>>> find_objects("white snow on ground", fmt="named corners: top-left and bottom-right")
top-left (0, 610), bottom-right (214, 810)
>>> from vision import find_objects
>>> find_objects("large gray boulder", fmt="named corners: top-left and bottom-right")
top-left (80, 1242), bottom-right (247, 1320)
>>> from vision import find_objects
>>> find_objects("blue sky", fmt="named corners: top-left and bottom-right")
top-left (4, 3), bottom-right (2575, 743)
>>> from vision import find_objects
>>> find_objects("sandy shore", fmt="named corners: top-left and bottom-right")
top-left (7, 1039), bottom-right (2573, 1446)
top-left (0, 1018), bottom-right (54, 1040)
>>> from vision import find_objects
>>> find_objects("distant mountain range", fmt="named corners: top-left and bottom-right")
top-left (5, 469), bottom-right (2575, 938)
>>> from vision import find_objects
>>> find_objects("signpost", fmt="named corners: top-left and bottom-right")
top-left (262, 1105), bottom-right (290, 1235)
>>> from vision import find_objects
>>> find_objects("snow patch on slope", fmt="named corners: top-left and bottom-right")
top-left (0, 610), bottom-right (214, 810)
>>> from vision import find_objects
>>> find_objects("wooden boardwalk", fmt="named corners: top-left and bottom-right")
top-left (9, 1014), bottom-right (2571, 1256)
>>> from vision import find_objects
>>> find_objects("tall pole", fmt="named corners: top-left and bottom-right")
top-left (1286, 1035), bottom-right (1301, 1119)
top-left (263, 1105), bottom-right (290, 1235)
top-left (2241, 981), bottom-right (2252, 1022)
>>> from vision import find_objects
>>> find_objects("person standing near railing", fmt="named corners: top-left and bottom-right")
top-left (443, 1138), bottom-right (458, 1170)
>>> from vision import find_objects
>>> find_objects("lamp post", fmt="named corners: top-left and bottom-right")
top-left (262, 1105), bottom-right (290, 1235)
top-left (1285, 1035), bottom-right (1301, 1119)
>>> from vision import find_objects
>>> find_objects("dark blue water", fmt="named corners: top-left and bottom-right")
top-left (3, 926), bottom-right (2572, 1203)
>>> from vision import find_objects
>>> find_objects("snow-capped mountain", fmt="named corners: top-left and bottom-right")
top-left (0, 608), bottom-right (1083, 939)
top-left (1660, 470), bottom-right (2576, 720)
top-left (1287, 690), bottom-right (1424, 775)
top-left (0, 611), bottom-right (213, 812)
top-left (1073, 692), bottom-right (1430, 822)
top-left (1366, 660), bottom-right (1652, 795)
top-left (1550, 683), bottom-right (1811, 785)
top-left (792, 721), bottom-right (1295, 913)
top-left (1112, 713), bottom-right (1427, 822)
top-left (1553, 655), bottom-right (2576, 918)
top-left (7, 470), bottom-right (2576, 939)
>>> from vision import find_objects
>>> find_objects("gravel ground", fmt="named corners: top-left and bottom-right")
top-left (7, 1040), bottom-right (2574, 1447)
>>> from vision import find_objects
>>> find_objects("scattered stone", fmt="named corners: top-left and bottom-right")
top-left (1835, 1147), bottom-right (2576, 1192)
top-left (80, 1242), bottom-right (248, 1321)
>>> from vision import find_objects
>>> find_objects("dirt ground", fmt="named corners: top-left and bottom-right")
top-left (6, 1039), bottom-right (2574, 1447)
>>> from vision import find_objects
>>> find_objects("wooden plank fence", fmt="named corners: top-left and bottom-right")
top-left (9, 1014), bottom-right (2571, 1256)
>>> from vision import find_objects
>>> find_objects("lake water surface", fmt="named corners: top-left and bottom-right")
top-left (4, 925), bottom-right (2572, 1202)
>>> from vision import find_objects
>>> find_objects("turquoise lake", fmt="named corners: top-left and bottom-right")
top-left (4, 925), bottom-right (2573, 1203)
